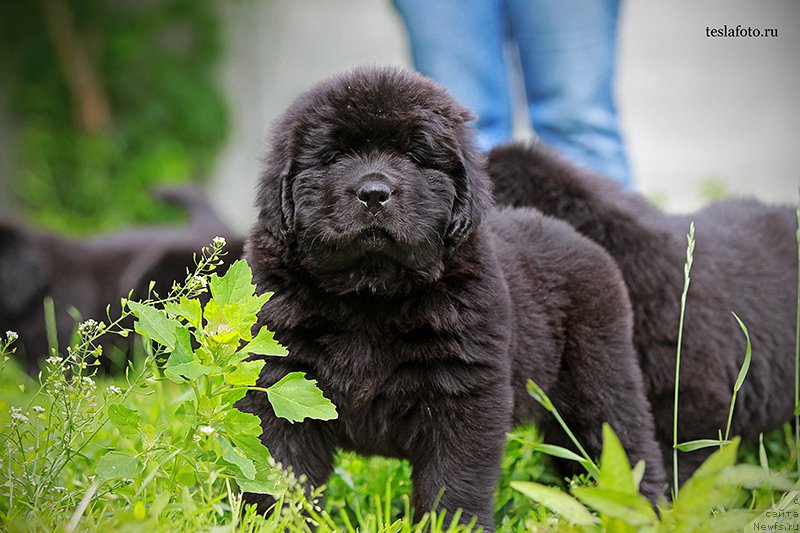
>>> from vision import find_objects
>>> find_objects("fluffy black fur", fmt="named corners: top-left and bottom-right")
top-left (239, 67), bottom-right (666, 529)
top-left (488, 142), bottom-right (797, 483)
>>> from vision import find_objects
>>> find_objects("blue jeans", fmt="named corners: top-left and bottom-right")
top-left (393, 0), bottom-right (632, 188)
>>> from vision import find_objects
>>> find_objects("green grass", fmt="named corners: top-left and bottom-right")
top-left (1, 232), bottom-right (798, 532)
top-left (0, 350), bottom-right (797, 531)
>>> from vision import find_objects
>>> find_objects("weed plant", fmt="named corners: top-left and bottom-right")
top-left (0, 228), bottom-right (798, 532)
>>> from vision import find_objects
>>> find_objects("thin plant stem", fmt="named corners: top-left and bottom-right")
top-left (673, 222), bottom-right (695, 498)
top-left (525, 380), bottom-right (600, 478)
top-left (551, 408), bottom-right (599, 475)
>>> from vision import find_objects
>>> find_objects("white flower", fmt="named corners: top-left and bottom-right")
top-left (32, 405), bottom-right (45, 413)
top-left (212, 236), bottom-right (226, 247)
top-left (106, 385), bottom-right (122, 395)
top-left (78, 319), bottom-right (100, 337)
top-left (198, 425), bottom-right (215, 436)
top-left (5, 331), bottom-right (18, 343)
top-left (81, 376), bottom-right (96, 390)
top-left (46, 355), bottom-right (63, 365)
top-left (10, 407), bottom-right (28, 424)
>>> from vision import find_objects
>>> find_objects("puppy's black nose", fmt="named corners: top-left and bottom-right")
top-left (356, 182), bottom-right (392, 214)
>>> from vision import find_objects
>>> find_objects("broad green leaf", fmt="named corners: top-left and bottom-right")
top-left (267, 372), bottom-right (338, 423)
top-left (174, 401), bottom-right (197, 429)
top-left (731, 312), bottom-right (752, 391)
top-left (218, 434), bottom-right (256, 480)
top-left (220, 387), bottom-right (248, 406)
top-left (164, 297), bottom-right (202, 328)
top-left (598, 424), bottom-right (636, 494)
top-left (572, 487), bottom-right (657, 526)
top-left (164, 327), bottom-right (197, 373)
top-left (204, 297), bottom-right (269, 344)
top-left (128, 300), bottom-right (181, 349)
top-left (238, 292), bottom-right (272, 327)
top-left (164, 328), bottom-right (219, 382)
top-left (107, 404), bottom-right (141, 439)
top-left (705, 509), bottom-right (756, 531)
top-left (204, 300), bottom-right (244, 343)
top-left (225, 359), bottom-right (266, 386)
top-left (510, 481), bottom-right (596, 525)
top-left (243, 327), bottom-right (289, 357)
top-left (96, 451), bottom-right (143, 482)
top-left (675, 439), bottom-right (729, 452)
top-left (794, 403), bottom-right (800, 417)
top-left (236, 467), bottom-right (287, 496)
top-left (226, 359), bottom-right (266, 387)
top-left (229, 433), bottom-right (272, 466)
top-left (223, 408), bottom-right (264, 437)
top-left (210, 260), bottom-right (257, 306)
top-left (717, 464), bottom-right (796, 491)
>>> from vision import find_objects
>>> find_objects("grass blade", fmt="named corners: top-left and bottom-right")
top-left (675, 439), bottom-right (731, 452)
top-left (724, 312), bottom-right (752, 442)
top-left (673, 222), bottom-right (696, 498)
top-left (730, 312), bottom-right (752, 392)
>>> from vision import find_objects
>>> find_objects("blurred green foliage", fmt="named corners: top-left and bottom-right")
top-left (0, 0), bottom-right (228, 233)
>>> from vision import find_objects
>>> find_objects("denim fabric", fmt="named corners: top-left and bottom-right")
top-left (393, 0), bottom-right (632, 187)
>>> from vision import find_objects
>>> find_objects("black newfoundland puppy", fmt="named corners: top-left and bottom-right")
top-left (239, 67), bottom-right (665, 529)
top-left (489, 142), bottom-right (797, 483)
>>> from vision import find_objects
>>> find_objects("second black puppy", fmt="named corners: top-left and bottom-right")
top-left (489, 142), bottom-right (797, 483)
top-left (239, 67), bottom-right (665, 529)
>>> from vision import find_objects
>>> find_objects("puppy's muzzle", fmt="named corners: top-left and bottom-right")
top-left (357, 181), bottom-right (392, 214)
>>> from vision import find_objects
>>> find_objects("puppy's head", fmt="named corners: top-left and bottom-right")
top-left (252, 67), bottom-right (491, 295)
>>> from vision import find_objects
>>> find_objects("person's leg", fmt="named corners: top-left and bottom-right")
top-left (505, 0), bottom-right (633, 187)
top-left (393, 0), bottom-right (513, 151)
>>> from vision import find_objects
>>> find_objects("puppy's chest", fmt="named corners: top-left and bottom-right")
top-left (285, 321), bottom-right (480, 454)
top-left (278, 298), bottom-right (487, 397)
top-left (284, 321), bottom-right (452, 400)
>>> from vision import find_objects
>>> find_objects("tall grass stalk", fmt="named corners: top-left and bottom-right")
top-left (673, 222), bottom-right (695, 498)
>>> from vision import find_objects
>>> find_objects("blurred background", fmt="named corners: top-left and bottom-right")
top-left (0, 0), bottom-right (798, 236)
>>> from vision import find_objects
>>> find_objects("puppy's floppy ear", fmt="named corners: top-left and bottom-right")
top-left (445, 114), bottom-right (492, 249)
top-left (255, 125), bottom-right (296, 243)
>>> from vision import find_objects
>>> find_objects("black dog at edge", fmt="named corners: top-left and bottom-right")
top-left (238, 67), bottom-right (666, 530)
top-left (489, 142), bottom-right (797, 484)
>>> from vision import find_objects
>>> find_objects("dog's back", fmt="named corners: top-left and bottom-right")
top-left (488, 142), bottom-right (797, 481)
